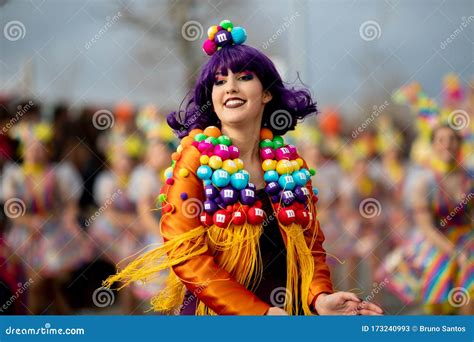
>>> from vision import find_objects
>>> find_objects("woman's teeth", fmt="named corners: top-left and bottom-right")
top-left (225, 99), bottom-right (245, 108)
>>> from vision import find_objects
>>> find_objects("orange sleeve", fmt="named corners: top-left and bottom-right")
top-left (161, 144), bottom-right (270, 315)
top-left (303, 166), bottom-right (334, 309)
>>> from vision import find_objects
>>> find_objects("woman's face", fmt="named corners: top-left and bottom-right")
top-left (211, 69), bottom-right (272, 126)
top-left (432, 126), bottom-right (461, 163)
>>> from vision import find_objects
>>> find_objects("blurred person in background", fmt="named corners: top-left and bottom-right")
top-left (2, 121), bottom-right (92, 314)
top-left (379, 124), bottom-right (473, 315)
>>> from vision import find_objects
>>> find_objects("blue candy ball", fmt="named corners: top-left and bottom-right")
top-left (264, 170), bottom-right (279, 182)
top-left (211, 169), bottom-right (230, 187)
top-left (231, 26), bottom-right (247, 44)
top-left (197, 165), bottom-right (212, 180)
top-left (278, 174), bottom-right (296, 191)
top-left (292, 171), bottom-right (308, 186)
top-left (230, 172), bottom-right (248, 190)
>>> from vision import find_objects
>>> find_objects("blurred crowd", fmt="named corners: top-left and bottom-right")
top-left (0, 73), bottom-right (472, 315)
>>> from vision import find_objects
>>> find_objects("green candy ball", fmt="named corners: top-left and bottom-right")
top-left (219, 19), bottom-right (233, 31)
top-left (218, 135), bottom-right (232, 146)
top-left (194, 133), bottom-right (207, 142)
top-left (273, 136), bottom-right (284, 148)
top-left (259, 139), bottom-right (274, 149)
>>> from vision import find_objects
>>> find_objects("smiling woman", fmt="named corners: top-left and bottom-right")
top-left (104, 19), bottom-right (384, 316)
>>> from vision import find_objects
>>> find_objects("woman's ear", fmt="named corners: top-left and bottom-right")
top-left (263, 90), bottom-right (272, 104)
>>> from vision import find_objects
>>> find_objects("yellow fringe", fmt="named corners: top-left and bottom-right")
top-left (103, 225), bottom-right (208, 312)
top-left (192, 222), bottom-right (263, 315)
top-left (281, 222), bottom-right (315, 315)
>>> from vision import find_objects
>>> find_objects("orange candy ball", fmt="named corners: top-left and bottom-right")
top-left (189, 128), bottom-right (203, 138)
top-left (181, 136), bottom-right (194, 147)
top-left (260, 128), bottom-right (273, 141)
top-left (204, 126), bottom-right (221, 138)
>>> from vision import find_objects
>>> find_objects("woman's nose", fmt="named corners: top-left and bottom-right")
top-left (225, 78), bottom-right (238, 94)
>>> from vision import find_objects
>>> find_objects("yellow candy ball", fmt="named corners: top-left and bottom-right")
top-left (234, 158), bottom-right (244, 170)
top-left (200, 155), bottom-right (210, 165)
top-left (291, 160), bottom-right (300, 171)
top-left (262, 159), bottom-right (277, 171)
top-left (276, 160), bottom-right (293, 174)
top-left (209, 155), bottom-right (223, 169)
top-left (178, 168), bottom-right (189, 177)
top-left (222, 160), bottom-right (238, 174)
top-left (208, 25), bottom-right (218, 40)
top-left (296, 158), bottom-right (304, 167)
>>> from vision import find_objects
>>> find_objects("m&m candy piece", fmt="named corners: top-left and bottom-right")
top-left (200, 212), bottom-right (214, 226)
top-left (295, 209), bottom-right (310, 227)
top-left (281, 190), bottom-right (295, 205)
top-left (218, 135), bottom-right (232, 146)
top-left (240, 188), bottom-right (256, 205)
top-left (259, 139), bottom-right (274, 149)
top-left (264, 170), bottom-right (279, 182)
top-left (247, 207), bottom-right (265, 225)
top-left (233, 158), bottom-right (244, 170)
top-left (214, 144), bottom-right (230, 160)
top-left (278, 208), bottom-right (296, 226)
top-left (194, 133), bottom-right (207, 142)
top-left (230, 172), bottom-right (248, 190)
top-left (230, 26), bottom-right (247, 44)
top-left (208, 155), bottom-right (223, 169)
top-left (229, 145), bottom-right (240, 159)
top-left (292, 171), bottom-right (308, 186)
top-left (278, 174), bottom-right (295, 190)
top-left (294, 186), bottom-right (310, 203)
top-left (232, 209), bottom-right (246, 225)
top-left (204, 185), bottom-right (219, 199)
top-left (219, 19), bottom-right (233, 31)
top-left (275, 147), bottom-right (291, 160)
top-left (247, 182), bottom-right (256, 191)
top-left (260, 147), bottom-right (275, 160)
top-left (213, 209), bottom-right (231, 228)
top-left (220, 187), bottom-right (238, 205)
top-left (211, 169), bottom-right (230, 187)
top-left (197, 165), bottom-right (212, 180)
top-left (262, 159), bottom-right (277, 171)
top-left (273, 136), bottom-right (284, 148)
top-left (207, 25), bottom-right (219, 40)
top-left (265, 181), bottom-right (281, 195)
top-left (276, 160), bottom-right (293, 174)
top-left (204, 199), bottom-right (218, 214)
top-left (214, 30), bottom-right (232, 47)
top-left (200, 155), bottom-right (210, 164)
top-left (203, 126), bottom-right (221, 137)
top-left (222, 159), bottom-right (238, 174)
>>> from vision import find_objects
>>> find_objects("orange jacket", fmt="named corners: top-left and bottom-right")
top-left (160, 144), bottom-right (333, 315)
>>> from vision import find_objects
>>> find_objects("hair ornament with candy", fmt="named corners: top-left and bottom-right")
top-left (202, 19), bottom-right (247, 56)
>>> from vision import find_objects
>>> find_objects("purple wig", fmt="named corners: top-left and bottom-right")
top-left (167, 44), bottom-right (317, 138)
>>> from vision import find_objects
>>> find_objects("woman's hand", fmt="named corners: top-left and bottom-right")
top-left (314, 292), bottom-right (383, 315)
top-left (265, 307), bottom-right (289, 315)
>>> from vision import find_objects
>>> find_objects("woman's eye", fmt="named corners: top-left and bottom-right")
top-left (214, 79), bottom-right (226, 86)
top-left (238, 74), bottom-right (254, 81)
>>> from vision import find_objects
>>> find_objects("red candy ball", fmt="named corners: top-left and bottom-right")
top-left (278, 208), bottom-right (296, 226)
top-left (295, 209), bottom-right (310, 227)
top-left (247, 207), bottom-right (265, 225)
top-left (232, 209), bottom-right (246, 225)
top-left (200, 212), bottom-right (213, 227)
top-left (213, 209), bottom-right (231, 228)
top-left (203, 39), bottom-right (217, 56)
top-left (260, 147), bottom-right (275, 160)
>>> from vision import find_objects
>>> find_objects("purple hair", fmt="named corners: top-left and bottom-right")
top-left (167, 44), bottom-right (317, 138)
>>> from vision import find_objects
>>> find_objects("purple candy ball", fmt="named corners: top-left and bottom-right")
top-left (205, 185), bottom-right (219, 199)
top-left (204, 199), bottom-right (218, 214)
top-left (240, 188), bottom-right (256, 205)
top-left (265, 181), bottom-right (281, 195)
